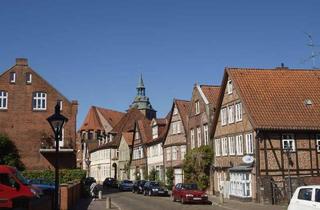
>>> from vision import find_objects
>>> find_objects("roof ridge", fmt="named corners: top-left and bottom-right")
top-left (226, 67), bottom-right (320, 71)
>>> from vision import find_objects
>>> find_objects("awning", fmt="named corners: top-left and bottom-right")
top-left (229, 164), bottom-right (253, 172)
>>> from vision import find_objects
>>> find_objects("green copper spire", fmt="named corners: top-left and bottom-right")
top-left (129, 74), bottom-right (156, 119)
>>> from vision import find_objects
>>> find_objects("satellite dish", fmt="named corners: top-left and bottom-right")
top-left (242, 155), bottom-right (254, 164)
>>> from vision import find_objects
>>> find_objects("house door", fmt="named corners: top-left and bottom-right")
top-left (174, 168), bottom-right (183, 184)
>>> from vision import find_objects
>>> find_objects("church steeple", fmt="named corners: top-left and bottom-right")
top-left (129, 74), bottom-right (156, 119)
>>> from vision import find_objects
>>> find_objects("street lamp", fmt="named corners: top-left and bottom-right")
top-left (47, 101), bottom-right (68, 210)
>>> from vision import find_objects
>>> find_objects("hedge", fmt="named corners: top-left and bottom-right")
top-left (22, 169), bottom-right (86, 184)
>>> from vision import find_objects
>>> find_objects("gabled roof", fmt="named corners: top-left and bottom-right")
top-left (79, 106), bottom-right (124, 131)
top-left (122, 132), bottom-right (134, 146)
top-left (212, 67), bottom-right (320, 134)
top-left (137, 119), bottom-right (152, 143)
top-left (200, 85), bottom-right (221, 107)
top-left (146, 115), bottom-right (170, 145)
top-left (175, 99), bottom-right (191, 133)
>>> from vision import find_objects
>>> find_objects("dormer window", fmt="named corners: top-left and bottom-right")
top-left (227, 80), bottom-right (233, 94)
top-left (26, 72), bottom-right (32, 84)
top-left (10, 72), bottom-right (16, 83)
top-left (152, 125), bottom-right (158, 139)
top-left (195, 100), bottom-right (200, 114)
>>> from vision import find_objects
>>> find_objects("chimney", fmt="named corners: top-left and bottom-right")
top-left (276, 63), bottom-right (288, 70)
top-left (16, 58), bottom-right (28, 66)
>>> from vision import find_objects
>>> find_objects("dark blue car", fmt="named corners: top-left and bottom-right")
top-left (28, 179), bottom-right (55, 195)
top-left (118, 180), bottom-right (134, 191)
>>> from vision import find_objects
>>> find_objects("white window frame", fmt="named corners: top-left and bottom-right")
top-left (166, 148), bottom-right (171, 161)
top-left (195, 101), bottom-right (200, 114)
top-left (203, 124), bottom-right (209, 145)
top-left (176, 121), bottom-right (181, 134)
top-left (32, 92), bottom-right (47, 110)
top-left (197, 127), bottom-right (202, 147)
top-left (26, 72), bottom-right (32, 84)
top-left (59, 100), bottom-right (63, 111)
top-left (282, 133), bottom-right (295, 152)
top-left (172, 122), bottom-right (177, 134)
top-left (221, 107), bottom-right (227, 126)
top-left (227, 79), bottom-right (233, 94)
top-left (215, 139), bottom-right (221, 156)
top-left (245, 133), bottom-right (254, 154)
top-left (10, 72), bottom-right (16, 83)
top-left (228, 136), bottom-right (236, 155)
top-left (317, 134), bottom-right (320, 152)
top-left (152, 125), bottom-right (158, 139)
top-left (228, 105), bottom-right (234, 124)
top-left (0, 91), bottom-right (8, 110)
top-left (172, 146), bottom-right (177, 160)
top-left (235, 102), bottom-right (242, 122)
top-left (191, 129), bottom-right (195, 149)
top-left (230, 172), bottom-right (252, 198)
top-left (180, 145), bottom-right (186, 160)
top-left (236, 135), bottom-right (243, 155)
top-left (221, 137), bottom-right (228, 156)
top-left (173, 106), bottom-right (178, 115)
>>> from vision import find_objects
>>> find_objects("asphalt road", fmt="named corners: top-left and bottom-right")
top-left (103, 188), bottom-right (224, 210)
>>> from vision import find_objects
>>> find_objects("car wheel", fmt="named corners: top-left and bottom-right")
top-left (148, 190), bottom-right (152, 196)
top-left (181, 197), bottom-right (186, 204)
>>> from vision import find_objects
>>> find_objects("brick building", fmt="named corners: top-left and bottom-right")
top-left (0, 58), bottom-right (78, 170)
top-left (212, 67), bottom-right (320, 203)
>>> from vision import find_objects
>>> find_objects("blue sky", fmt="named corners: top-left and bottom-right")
top-left (0, 0), bottom-right (319, 128)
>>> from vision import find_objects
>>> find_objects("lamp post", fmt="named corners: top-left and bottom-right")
top-left (47, 101), bottom-right (68, 210)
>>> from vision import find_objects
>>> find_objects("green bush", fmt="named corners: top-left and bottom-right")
top-left (148, 168), bottom-right (157, 181)
top-left (165, 167), bottom-right (174, 189)
top-left (22, 169), bottom-right (86, 184)
top-left (183, 145), bottom-right (213, 190)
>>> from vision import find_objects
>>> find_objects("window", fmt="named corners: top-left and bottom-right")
top-left (195, 101), bottom-right (200, 114)
top-left (32, 92), bottom-right (47, 110)
top-left (282, 133), bottom-right (295, 152)
top-left (191, 129), bottom-right (195, 149)
top-left (227, 80), bottom-right (233, 94)
top-left (172, 146), bottom-right (177, 160)
top-left (172, 122), bottom-right (181, 134)
top-left (203, 124), bottom-right (209, 145)
top-left (221, 108), bottom-right (227, 126)
top-left (197, 127), bottom-right (201, 147)
top-left (152, 125), bottom-right (158, 139)
top-left (173, 106), bottom-right (178, 115)
top-left (236, 135), bottom-right (243, 155)
top-left (230, 172), bottom-right (251, 197)
top-left (245, 133), bottom-right (253, 154)
top-left (298, 188), bottom-right (312, 201)
top-left (59, 100), bottom-right (63, 111)
top-left (9, 72), bottom-right (16, 83)
top-left (228, 105), bottom-right (234, 124)
top-left (133, 146), bottom-right (143, 159)
top-left (166, 148), bottom-right (171, 161)
top-left (181, 145), bottom-right (186, 160)
top-left (228, 136), bottom-right (236, 155)
top-left (0, 91), bottom-right (8, 110)
top-left (235, 103), bottom-right (242, 122)
top-left (222, 137), bottom-right (228, 156)
top-left (26, 72), bottom-right (32, 84)
top-left (215, 139), bottom-right (221, 156)
top-left (135, 131), bottom-right (140, 140)
top-left (176, 121), bottom-right (181, 134)
top-left (315, 189), bottom-right (320, 202)
top-left (317, 134), bottom-right (320, 152)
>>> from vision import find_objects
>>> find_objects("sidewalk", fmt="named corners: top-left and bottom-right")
top-left (75, 197), bottom-right (119, 210)
top-left (210, 196), bottom-right (288, 210)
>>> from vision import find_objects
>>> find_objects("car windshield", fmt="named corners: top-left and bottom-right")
top-left (123, 180), bottom-right (133, 184)
top-left (183, 183), bottom-right (198, 190)
top-left (15, 171), bottom-right (29, 185)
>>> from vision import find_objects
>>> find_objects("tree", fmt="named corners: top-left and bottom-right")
top-left (183, 145), bottom-right (213, 190)
top-left (166, 167), bottom-right (174, 189)
top-left (0, 133), bottom-right (25, 170)
top-left (148, 168), bottom-right (157, 181)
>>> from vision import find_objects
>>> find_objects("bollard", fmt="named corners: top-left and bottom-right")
top-left (106, 197), bottom-right (111, 209)
top-left (98, 191), bottom-right (102, 200)
top-left (219, 186), bottom-right (224, 204)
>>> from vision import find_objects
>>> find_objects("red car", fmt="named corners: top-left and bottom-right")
top-left (0, 165), bottom-right (38, 209)
top-left (171, 183), bottom-right (209, 204)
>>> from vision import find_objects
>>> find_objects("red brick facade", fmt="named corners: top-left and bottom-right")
top-left (0, 58), bottom-right (78, 170)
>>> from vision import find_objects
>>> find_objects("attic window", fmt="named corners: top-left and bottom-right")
top-left (10, 72), bottom-right (16, 83)
top-left (304, 99), bottom-right (313, 107)
top-left (227, 80), bottom-right (233, 94)
top-left (152, 125), bottom-right (158, 139)
top-left (173, 106), bottom-right (178, 115)
top-left (26, 72), bottom-right (32, 84)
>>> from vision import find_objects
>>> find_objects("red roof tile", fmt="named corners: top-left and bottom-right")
top-left (175, 99), bottom-right (191, 131)
top-left (79, 106), bottom-right (104, 131)
top-left (200, 85), bottom-right (221, 107)
top-left (122, 132), bottom-right (134, 146)
top-left (227, 68), bottom-right (320, 130)
top-left (96, 107), bottom-right (125, 127)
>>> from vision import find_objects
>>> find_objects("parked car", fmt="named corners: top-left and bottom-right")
top-left (288, 185), bottom-right (320, 210)
top-left (0, 165), bottom-right (40, 209)
top-left (143, 181), bottom-right (168, 196)
top-left (132, 180), bottom-right (147, 194)
top-left (118, 180), bottom-right (134, 191)
top-left (103, 177), bottom-right (118, 188)
top-left (84, 177), bottom-right (96, 186)
top-left (171, 183), bottom-right (209, 204)
top-left (28, 178), bottom-right (55, 195)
